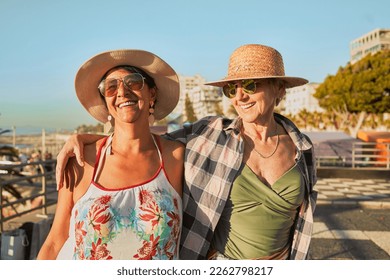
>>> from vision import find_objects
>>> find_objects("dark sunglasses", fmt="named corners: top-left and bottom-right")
top-left (98, 73), bottom-right (146, 97)
top-left (222, 79), bottom-right (258, 98)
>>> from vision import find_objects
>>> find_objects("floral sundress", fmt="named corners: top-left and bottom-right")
top-left (57, 134), bottom-right (182, 260)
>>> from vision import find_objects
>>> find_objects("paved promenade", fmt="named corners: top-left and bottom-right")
top-left (315, 177), bottom-right (390, 208)
top-left (312, 177), bottom-right (390, 260)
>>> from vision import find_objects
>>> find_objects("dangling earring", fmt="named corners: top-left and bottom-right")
top-left (148, 101), bottom-right (155, 126)
top-left (107, 114), bottom-right (112, 121)
top-left (275, 98), bottom-right (281, 106)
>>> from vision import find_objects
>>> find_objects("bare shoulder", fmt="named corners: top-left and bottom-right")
top-left (154, 134), bottom-right (184, 196)
top-left (83, 138), bottom-right (104, 164)
top-left (156, 135), bottom-right (184, 153)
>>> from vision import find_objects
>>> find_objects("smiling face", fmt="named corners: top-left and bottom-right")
top-left (231, 79), bottom-right (285, 124)
top-left (103, 67), bottom-right (156, 125)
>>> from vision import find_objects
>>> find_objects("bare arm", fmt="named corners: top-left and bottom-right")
top-left (36, 185), bottom-right (73, 259)
top-left (56, 134), bottom-right (104, 189)
top-left (37, 157), bottom-right (83, 259)
top-left (39, 140), bottom-right (98, 259)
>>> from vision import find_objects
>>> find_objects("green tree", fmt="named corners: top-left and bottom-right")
top-left (184, 94), bottom-right (197, 123)
top-left (315, 50), bottom-right (390, 113)
top-left (214, 102), bottom-right (224, 116)
top-left (314, 50), bottom-right (390, 136)
top-left (76, 123), bottom-right (104, 133)
top-left (227, 104), bottom-right (238, 118)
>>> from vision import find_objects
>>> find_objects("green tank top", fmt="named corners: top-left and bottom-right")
top-left (212, 164), bottom-right (305, 259)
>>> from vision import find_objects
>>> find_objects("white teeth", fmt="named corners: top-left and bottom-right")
top-left (240, 103), bottom-right (255, 109)
top-left (118, 101), bottom-right (137, 108)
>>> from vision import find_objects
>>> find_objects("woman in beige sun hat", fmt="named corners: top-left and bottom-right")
top-left (55, 44), bottom-right (317, 260)
top-left (38, 49), bottom-right (184, 260)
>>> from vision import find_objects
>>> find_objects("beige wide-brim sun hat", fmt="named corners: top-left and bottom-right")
top-left (75, 49), bottom-right (180, 125)
top-left (205, 44), bottom-right (308, 88)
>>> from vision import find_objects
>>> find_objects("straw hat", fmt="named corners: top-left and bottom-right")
top-left (75, 49), bottom-right (179, 125)
top-left (205, 44), bottom-right (308, 88)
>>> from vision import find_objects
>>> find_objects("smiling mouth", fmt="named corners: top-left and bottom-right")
top-left (240, 102), bottom-right (255, 109)
top-left (118, 101), bottom-right (138, 108)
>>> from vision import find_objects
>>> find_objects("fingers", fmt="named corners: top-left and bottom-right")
top-left (56, 151), bottom-right (69, 191)
top-left (74, 142), bottom-right (85, 167)
top-left (55, 152), bottom-right (83, 190)
top-left (55, 134), bottom-right (86, 190)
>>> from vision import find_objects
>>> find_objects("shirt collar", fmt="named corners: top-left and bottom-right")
top-left (224, 117), bottom-right (242, 135)
top-left (275, 113), bottom-right (313, 151)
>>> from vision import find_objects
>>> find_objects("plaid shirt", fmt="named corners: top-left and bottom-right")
top-left (166, 113), bottom-right (317, 260)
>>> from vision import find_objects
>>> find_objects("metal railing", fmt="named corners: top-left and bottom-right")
top-left (0, 160), bottom-right (57, 232)
top-left (352, 142), bottom-right (390, 168)
top-left (316, 142), bottom-right (390, 169)
top-left (316, 155), bottom-right (348, 167)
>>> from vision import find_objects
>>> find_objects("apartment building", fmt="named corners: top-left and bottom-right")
top-left (174, 74), bottom-right (222, 121)
top-left (282, 83), bottom-right (323, 115)
top-left (350, 28), bottom-right (390, 64)
top-left (188, 85), bottom-right (222, 119)
top-left (173, 74), bottom-right (206, 116)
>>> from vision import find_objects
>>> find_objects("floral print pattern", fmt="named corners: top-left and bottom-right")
top-left (70, 179), bottom-right (181, 260)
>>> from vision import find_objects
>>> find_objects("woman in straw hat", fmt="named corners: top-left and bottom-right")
top-left (37, 50), bottom-right (184, 260)
top-left (55, 44), bottom-right (317, 260)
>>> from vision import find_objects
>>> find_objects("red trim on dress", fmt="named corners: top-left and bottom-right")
top-left (153, 135), bottom-right (174, 188)
top-left (91, 136), bottom-right (109, 181)
top-left (91, 135), bottom-right (164, 191)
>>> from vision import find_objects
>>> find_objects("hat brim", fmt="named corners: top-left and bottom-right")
top-left (75, 49), bottom-right (179, 124)
top-left (205, 76), bottom-right (308, 88)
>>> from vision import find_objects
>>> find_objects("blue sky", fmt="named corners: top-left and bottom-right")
top-left (0, 0), bottom-right (389, 133)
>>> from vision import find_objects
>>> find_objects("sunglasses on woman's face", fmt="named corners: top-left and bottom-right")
top-left (98, 73), bottom-right (146, 97)
top-left (222, 79), bottom-right (259, 98)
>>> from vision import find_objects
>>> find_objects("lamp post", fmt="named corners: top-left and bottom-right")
top-left (42, 128), bottom-right (46, 157)
top-left (12, 126), bottom-right (16, 147)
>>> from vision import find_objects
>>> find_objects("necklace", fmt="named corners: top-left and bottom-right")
top-left (243, 125), bottom-right (280, 159)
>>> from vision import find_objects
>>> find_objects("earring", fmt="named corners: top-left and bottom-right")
top-left (148, 101), bottom-right (155, 126)
top-left (275, 98), bottom-right (281, 106)
top-left (107, 114), bottom-right (112, 121)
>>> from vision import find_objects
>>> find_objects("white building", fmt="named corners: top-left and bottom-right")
top-left (282, 83), bottom-right (323, 115)
top-left (188, 85), bottom-right (222, 119)
top-left (350, 28), bottom-right (390, 64)
top-left (174, 74), bottom-right (223, 121)
top-left (173, 74), bottom-right (206, 116)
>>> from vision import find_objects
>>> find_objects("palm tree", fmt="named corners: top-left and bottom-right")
top-left (184, 94), bottom-right (197, 123)
top-left (0, 129), bottom-right (11, 135)
top-left (227, 105), bottom-right (238, 118)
